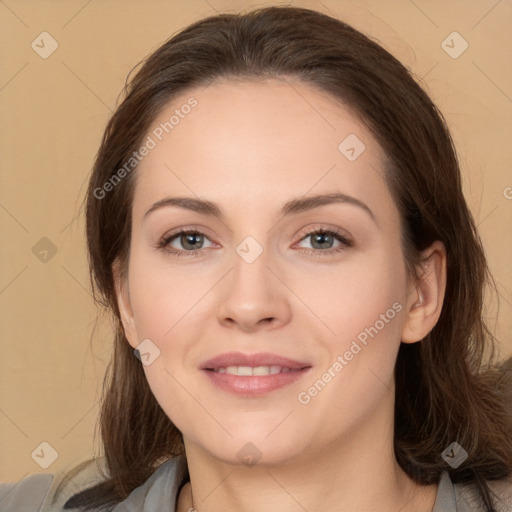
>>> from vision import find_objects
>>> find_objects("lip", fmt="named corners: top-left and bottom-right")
top-left (200, 351), bottom-right (312, 397)
top-left (200, 351), bottom-right (311, 370)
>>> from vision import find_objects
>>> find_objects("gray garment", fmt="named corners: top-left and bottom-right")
top-left (1, 455), bottom-right (511, 511)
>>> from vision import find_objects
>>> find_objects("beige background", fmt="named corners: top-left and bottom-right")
top-left (1, 0), bottom-right (511, 482)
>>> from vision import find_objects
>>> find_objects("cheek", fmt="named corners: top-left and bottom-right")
top-left (299, 249), bottom-right (406, 408)
top-left (127, 248), bottom-right (211, 340)
top-left (296, 249), bottom-right (406, 347)
top-left (127, 258), bottom-right (211, 437)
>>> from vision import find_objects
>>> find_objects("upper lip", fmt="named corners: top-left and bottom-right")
top-left (200, 352), bottom-right (311, 370)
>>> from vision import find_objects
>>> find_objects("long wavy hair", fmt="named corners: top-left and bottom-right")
top-left (62, 6), bottom-right (512, 511)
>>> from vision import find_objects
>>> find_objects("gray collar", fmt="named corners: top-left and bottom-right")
top-left (433, 470), bottom-right (457, 511)
top-left (112, 455), bottom-right (188, 512)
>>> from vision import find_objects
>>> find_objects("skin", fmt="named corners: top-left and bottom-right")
top-left (114, 78), bottom-right (447, 512)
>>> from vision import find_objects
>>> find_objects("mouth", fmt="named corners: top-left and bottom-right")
top-left (200, 352), bottom-right (312, 396)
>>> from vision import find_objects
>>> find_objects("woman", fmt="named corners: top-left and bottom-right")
top-left (1, 6), bottom-right (511, 512)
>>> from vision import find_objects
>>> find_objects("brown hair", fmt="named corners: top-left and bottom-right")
top-left (63, 6), bottom-right (512, 511)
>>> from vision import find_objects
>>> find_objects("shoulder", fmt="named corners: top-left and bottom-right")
top-left (452, 474), bottom-right (512, 512)
top-left (0, 455), bottom-right (189, 511)
top-left (0, 457), bottom-right (108, 512)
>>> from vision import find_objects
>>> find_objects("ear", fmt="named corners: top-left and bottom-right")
top-left (112, 259), bottom-right (138, 349)
top-left (401, 240), bottom-right (447, 344)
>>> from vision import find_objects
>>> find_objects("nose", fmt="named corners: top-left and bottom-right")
top-left (216, 246), bottom-right (292, 333)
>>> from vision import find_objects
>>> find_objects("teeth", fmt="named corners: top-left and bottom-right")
top-left (236, 366), bottom-right (253, 376)
top-left (216, 365), bottom-right (293, 376)
top-left (253, 366), bottom-right (271, 375)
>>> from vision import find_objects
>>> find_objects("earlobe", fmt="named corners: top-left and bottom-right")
top-left (112, 260), bottom-right (138, 348)
top-left (401, 241), bottom-right (447, 344)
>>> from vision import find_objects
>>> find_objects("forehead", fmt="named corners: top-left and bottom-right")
top-left (132, 78), bottom-right (393, 221)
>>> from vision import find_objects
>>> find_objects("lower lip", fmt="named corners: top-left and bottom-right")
top-left (202, 368), bottom-right (311, 397)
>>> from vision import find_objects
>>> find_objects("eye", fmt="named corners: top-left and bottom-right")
top-left (157, 229), bottom-right (215, 257)
top-left (295, 227), bottom-right (353, 256)
top-left (157, 226), bottom-right (353, 258)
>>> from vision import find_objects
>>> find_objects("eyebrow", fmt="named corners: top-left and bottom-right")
top-left (143, 192), bottom-right (376, 224)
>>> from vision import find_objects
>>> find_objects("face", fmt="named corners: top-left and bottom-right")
top-left (115, 78), bottom-right (418, 466)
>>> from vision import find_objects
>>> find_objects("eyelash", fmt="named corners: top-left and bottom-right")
top-left (157, 226), bottom-right (353, 258)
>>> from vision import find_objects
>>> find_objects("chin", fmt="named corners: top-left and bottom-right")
top-left (199, 431), bottom-right (309, 468)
